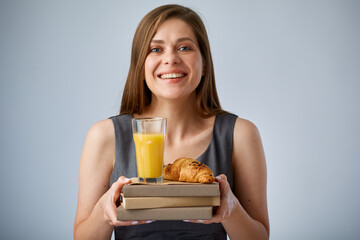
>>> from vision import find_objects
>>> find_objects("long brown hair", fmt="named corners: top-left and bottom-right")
top-left (120, 4), bottom-right (225, 118)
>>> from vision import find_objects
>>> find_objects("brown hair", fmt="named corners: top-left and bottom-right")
top-left (120, 4), bottom-right (225, 118)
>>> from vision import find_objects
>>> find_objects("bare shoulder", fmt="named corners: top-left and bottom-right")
top-left (81, 118), bottom-right (115, 170)
top-left (86, 119), bottom-right (114, 145)
top-left (233, 117), bottom-right (262, 145)
top-left (80, 118), bottom-right (115, 177)
top-left (232, 117), bottom-right (266, 173)
top-left (79, 118), bottom-right (116, 190)
top-left (232, 117), bottom-right (265, 171)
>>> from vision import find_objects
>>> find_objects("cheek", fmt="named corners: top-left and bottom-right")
top-left (144, 57), bottom-right (157, 92)
top-left (193, 56), bottom-right (204, 78)
top-left (144, 57), bottom-right (156, 78)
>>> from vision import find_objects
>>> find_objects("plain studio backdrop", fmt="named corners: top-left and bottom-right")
top-left (1, 0), bottom-right (359, 239)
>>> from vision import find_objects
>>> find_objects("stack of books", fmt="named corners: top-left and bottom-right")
top-left (117, 180), bottom-right (220, 221)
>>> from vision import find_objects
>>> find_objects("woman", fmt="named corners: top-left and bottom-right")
top-left (74, 4), bottom-right (269, 240)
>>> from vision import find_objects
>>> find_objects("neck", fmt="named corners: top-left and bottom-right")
top-left (138, 94), bottom-right (204, 139)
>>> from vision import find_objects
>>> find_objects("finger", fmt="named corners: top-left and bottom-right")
top-left (112, 220), bottom-right (135, 226)
top-left (105, 177), bottom-right (133, 225)
top-left (215, 175), bottom-right (230, 196)
top-left (114, 220), bottom-right (139, 226)
top-left (183, 219), bottom-right (213, 224)
top-left (112, 176), bottom-right (131, 191)
top-left (117, 176), bottom-right (132, 183)
top-left (213, 175), bottom-right (232, 223)
top-left (211, 213), bottom-right (223, 223)
top-left (215, 174), bottom-right (227, 182)
top-left (110, 176), bottom-right (131, 190)
top-left (209, 205), bottom-right (225, 223)
top-left (106, 202), bottom-right (142, 227)
top-left (195, 219), bottom-right (213, 224)
top-left (111, 177), bottom-right (131, 203)
top-left (113, 220), bottom-right (155, 227)
top-left (106, 191), bottom-right (120, 224)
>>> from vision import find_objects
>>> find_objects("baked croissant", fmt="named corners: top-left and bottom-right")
top-left (164, 157), bottom-right (215, 183)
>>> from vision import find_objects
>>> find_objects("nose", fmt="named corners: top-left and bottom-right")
top-left (162, 49), bottom-right (180, 65)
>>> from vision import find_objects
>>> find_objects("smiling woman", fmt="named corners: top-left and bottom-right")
top-left (144, 18), bottom-right (204, 101)
top-left (74, 4), bottom-right (269, 240)
top-left (120, 4), bottom-right (223, 118)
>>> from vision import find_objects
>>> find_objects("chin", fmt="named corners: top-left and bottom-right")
top-left (151, 87), bottom-right (195, 101)
top-left (160, 94), bottom-right (184, 101)
top-left (156, 92), bottom-right (188, 101)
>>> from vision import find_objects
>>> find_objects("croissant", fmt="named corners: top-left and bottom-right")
top-left (164, 157), bottom-right (215, 183)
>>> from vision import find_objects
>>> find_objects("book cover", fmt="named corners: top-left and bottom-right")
top-left (117, 205), bottom-right (213, 221)
top-left (122, 180), bottom-right (220, 197)
top-left (121, 193), bottom-right (220, 209)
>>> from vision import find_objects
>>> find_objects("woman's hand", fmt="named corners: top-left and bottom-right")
top-left (99, 176), bottom-right (153, 226)
top-left (184, 174), bottom-right (240, 224)
top-left (211, 174), bottom-right (240, 223)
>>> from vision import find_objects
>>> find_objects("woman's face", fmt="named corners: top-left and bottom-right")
top-left (144, 18), bottom-right (204, 101)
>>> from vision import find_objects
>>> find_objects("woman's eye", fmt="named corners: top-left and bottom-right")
top-left (151, 48), bottom-right (161, 53)
top-left (179, 46), bottom-right (190, 51)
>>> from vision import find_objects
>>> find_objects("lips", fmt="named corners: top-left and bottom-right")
top-left (158, 72), bottom-right (187, 79)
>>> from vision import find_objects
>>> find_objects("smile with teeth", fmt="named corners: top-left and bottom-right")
top-left (159, 73), bottom-right (186, 79)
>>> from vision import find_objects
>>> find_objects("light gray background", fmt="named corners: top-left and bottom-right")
top-left (1, 0), bottom-right (359, 239)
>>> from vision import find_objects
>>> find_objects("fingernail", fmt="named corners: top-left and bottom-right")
top-left (215, 176), bottom-right (222, 180)
top-left (132, 221), bottom-right (139, 225)
top-left (183, 220), bottom-right (190, 222)
top-left (145, 220), bottom-right (154, 224)
top-left (197, 220), bottom-right (204, 222)
top-left (125, 178), bottom-right (130, 182)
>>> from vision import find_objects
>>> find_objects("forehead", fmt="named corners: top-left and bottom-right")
top-left (152, 18), bottom-right (196, 41)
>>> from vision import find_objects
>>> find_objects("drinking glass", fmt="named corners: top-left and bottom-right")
top-left (132, 117), bottom-right (166, 183)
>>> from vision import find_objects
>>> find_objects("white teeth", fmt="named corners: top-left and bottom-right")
top-left (160, 73), bottom-right (185, 79)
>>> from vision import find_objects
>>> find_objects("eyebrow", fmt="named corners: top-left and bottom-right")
top-left (150, 37), bottom-right (195, 44)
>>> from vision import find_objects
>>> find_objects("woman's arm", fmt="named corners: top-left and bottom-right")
top-left (73, 119), bottom-right (116, 240)
top-left (73, 120), bottom-right (146, 240)
top-left (191, 118), bottom-right (269, 239)
top-left (224, 118), bottom-right (269, 239)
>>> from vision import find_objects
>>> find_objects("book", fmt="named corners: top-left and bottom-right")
top-left (121, 193), bottom-right (220, 209)
top-left (122, 180), bottom-right (220, 197)
top-left (117, 205), bottom-right (213, 221)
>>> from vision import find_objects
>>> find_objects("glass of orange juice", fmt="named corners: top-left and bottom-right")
top-left (132, 117), bottom-right (166, 183)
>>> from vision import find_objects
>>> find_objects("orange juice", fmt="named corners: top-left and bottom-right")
top-left (133, 133), bottom-right (165, 178)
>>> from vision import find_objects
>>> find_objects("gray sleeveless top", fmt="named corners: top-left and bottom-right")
top-left (110, 113), bottom-right (238, 240)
